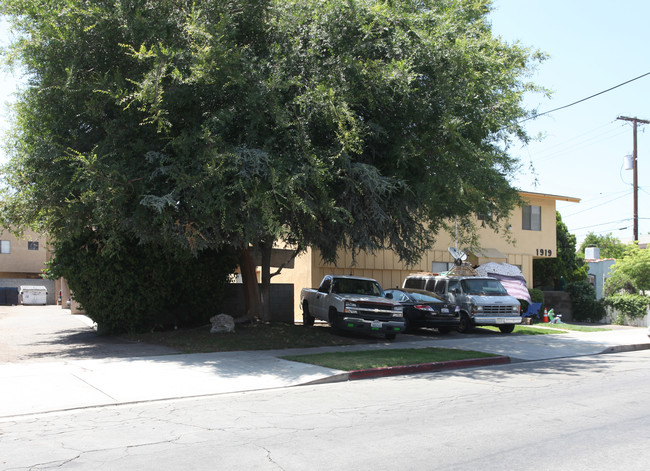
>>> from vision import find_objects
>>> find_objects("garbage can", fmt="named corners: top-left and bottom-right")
top-left (8, 288), bottom-right (18, 305)
top-left (19, 286), bottom-right (48, 305)
top-left (0, 287), bottom-right (19, 305)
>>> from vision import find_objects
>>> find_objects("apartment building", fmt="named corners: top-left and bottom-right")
top-left (0, 228), bottom-right (55, 304)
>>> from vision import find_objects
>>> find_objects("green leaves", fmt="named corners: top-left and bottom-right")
top-left (1, 0), bottom-right (543, 270)
top-left (605, 243), bottom-right (650, 293)
top-left (534, 212), bottom-right (589, 289)
top-left (604, 293), bottom-right (648, 323)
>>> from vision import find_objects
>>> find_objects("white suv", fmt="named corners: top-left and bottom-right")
top-left (403, 273), bottom-right (521, 333)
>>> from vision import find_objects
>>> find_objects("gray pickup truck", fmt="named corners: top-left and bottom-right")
top-left (301, 275), bottom-right (405, 340)
top-left (403, 273), bottom-right (521, 333)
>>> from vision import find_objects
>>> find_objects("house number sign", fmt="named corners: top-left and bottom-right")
top-left (536, 249), bottom-right (553, 257)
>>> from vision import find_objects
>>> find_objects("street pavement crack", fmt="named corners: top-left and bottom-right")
top-left (261, 445), bottom-right (285, 470)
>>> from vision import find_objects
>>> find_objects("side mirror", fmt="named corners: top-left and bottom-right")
top-left (385, 293), bottom-right (393, 299)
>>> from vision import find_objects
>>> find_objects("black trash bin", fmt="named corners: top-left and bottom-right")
top-left (0, 287), bottom-right (19, 306)
top-left (6, 287), bottom-right (19, 305)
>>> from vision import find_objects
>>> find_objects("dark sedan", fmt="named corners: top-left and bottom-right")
top-left (384, 288), bottom-right (460, 333)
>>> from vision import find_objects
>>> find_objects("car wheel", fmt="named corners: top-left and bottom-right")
top-left (385, 333), bottom-right (396, 340)
top-left (302, 302), bottom-right (315, 327)
top-left (499, 324), bottom-right (515, 334)
top-left (328, 309), bottom-right (340, 334)
top-left (403, 317), bottom-right (414, 333)
top-left (457, 313), bottom-right (474, 333)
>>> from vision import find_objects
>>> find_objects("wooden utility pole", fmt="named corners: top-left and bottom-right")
top-left (617, 115), bottom-right (650, 241)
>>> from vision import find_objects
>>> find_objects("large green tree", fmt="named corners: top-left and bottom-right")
top-left (602, 243), bottom-right (650, 325)
top-left (534, 212), bottom-right (588, 289)
top-left (605, 243), bottom-right (650, 294)
top-left (579, 232), bottom-right (627, 260)
top-left (1, 0), bottom-right (544, 323)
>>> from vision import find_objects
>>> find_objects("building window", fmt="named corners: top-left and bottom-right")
top-left (522, 205), bottom-right (541, 231)
top-left (0, 240), bottom-right (10, 254)
top-left (432, 262), bottom-right (453, 273)
top-left (28, 241), bottom-right (39, 251)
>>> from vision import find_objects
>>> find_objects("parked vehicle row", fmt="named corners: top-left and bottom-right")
top-left (402, 273), bottom-right (521, 334)
top-left (384, 288), bottom-right (459, 333)
top-left (300, 272), bottom-right (521, 340)
top-left (300, 275), bottom-right (405, 340)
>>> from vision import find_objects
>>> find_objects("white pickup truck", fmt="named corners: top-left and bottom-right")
top-left (300, 275), bottom-right (405, 340)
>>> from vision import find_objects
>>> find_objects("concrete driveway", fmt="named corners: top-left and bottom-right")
top-left (0, 304), bottom-right (179, 363)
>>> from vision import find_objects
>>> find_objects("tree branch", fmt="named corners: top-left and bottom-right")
top-left (270, 247), bottom-right (303, 278)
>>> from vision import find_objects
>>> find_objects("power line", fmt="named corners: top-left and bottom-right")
top-left (529, 121), bottom-right (618, 157)
top-left (570, 216), bottom-right (650, 233)
top-left (561, 191), bottom-right (630, 218)
top-left (570, 218), bottom-right (631, 232)
top-left (558, 189), bottom-right (629, 208)
top-left (531, 126), bottom-right (628, 164)
top-left (520, 71), bottom-right (650, 123)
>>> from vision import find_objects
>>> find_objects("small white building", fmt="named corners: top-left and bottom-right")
top-left (584, 246), bottom-right (616, 300)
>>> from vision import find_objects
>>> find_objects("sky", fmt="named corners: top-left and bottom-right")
top-left (489, 0), bottom-right (650, 246)
top-left (1, 2), bottom-right (650, 247)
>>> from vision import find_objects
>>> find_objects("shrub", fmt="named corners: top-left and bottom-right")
top-left (604, 271), bottom-right (636, 297)
top-left (48, 232), bottom-right (239, 334)
top-left (529, 288), bottom-right (544, 303)
top-left (566, 281), bottom-right (606, 322)
top-left (604, 293), bottom-right (649, 325)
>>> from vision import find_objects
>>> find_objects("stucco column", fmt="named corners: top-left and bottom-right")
top-left (60, 278), bottom-right (71, 310)
top-left (54, 278), bottom-right (62, 305)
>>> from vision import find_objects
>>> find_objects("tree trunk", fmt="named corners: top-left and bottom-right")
top-left (259, 241), bottom-right (272, 322)
top-left (239, 246), bottom-right (261, 322)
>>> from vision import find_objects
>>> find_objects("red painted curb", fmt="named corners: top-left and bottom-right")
top-left (347, 356), bottom-right (511, 380)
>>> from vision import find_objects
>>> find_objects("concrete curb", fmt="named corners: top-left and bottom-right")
top-left (302, 355), bottom-right (511, 385)
top-left (600, 343), bottom-right (650, 354)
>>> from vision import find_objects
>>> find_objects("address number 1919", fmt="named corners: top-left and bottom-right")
top-left (536, 249), bottom-right (553, 257)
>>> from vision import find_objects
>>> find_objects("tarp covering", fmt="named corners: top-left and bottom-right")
top-left (476, 263), bottom-right (531, 302)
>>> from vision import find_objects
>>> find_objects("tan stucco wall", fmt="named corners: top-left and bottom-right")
top-left (271, 247), bottom-right (315, 322)
top-left (0, 229), bottom-right (50, 277)
top-left (274, 192), bottom-right (575, 322)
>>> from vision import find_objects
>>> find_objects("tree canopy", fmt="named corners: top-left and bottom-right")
top-left (1, 0), bottom-right (545, 322)
top-left (534, 212), bottom-right (588, 289)
top-left (604, 243), bottom-right (650, 295)
top-left (602, 243), bottom-right (650, 325)
top-left (579, 232), bottom-right (627, 260)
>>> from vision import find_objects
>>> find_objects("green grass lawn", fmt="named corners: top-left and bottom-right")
top-left (281, 347), bottom-right (499, 371)
top-left (478, 325), bottom-right (563, 335)
top-left (123, 323), bottom-right (371, 353)
top-left (123, 322), bottom-right (561, 355)
top-left (479, 323), bottom-right (610, 334)
top-left (523, 323), bottom-right (611, 332)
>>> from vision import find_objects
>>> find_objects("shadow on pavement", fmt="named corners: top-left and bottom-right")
top-left (0, 305), bottom-right (178, 362)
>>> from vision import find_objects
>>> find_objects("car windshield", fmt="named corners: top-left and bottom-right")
top-left (407, 291), bottom-right (443, 303)
top-left (461, 279), bottom-right (508, 295)
top-left (332, 279), bottom-right (383, 296)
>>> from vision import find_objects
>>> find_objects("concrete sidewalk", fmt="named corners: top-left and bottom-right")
top-left (1, 306), bottom-right (649, 419)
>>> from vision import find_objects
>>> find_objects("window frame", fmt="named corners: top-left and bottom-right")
top-left (522, 205), bottom-right (542, 231)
